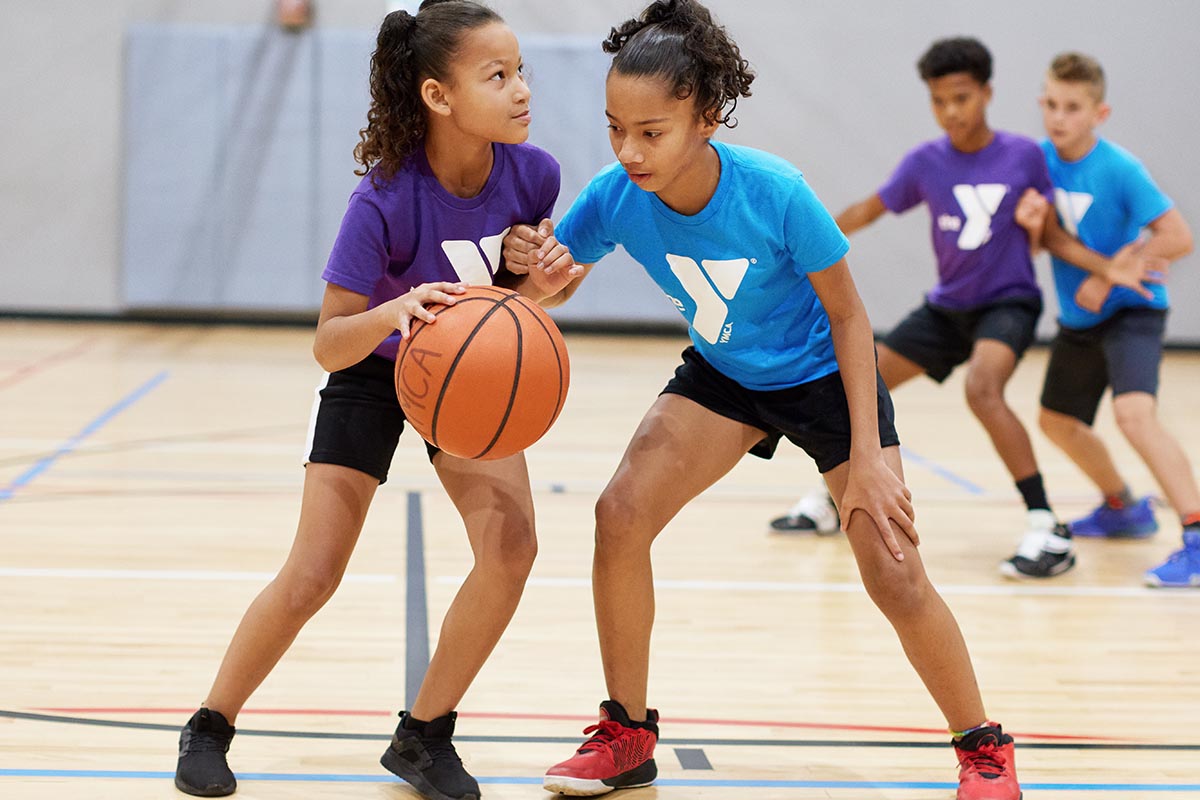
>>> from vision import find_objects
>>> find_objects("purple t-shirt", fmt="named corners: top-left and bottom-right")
top-left (878, 131), bottom-right (1052, 310)
top-left (322, 141), bottom-right (560, 360)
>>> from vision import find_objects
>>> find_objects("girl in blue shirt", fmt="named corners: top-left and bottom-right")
top-left (506, 2), bottom-right (1021, 798)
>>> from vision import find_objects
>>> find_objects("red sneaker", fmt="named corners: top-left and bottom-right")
top-left (543, 700), bottom-right (659, 796)
top-left (954, 723), bottom-right (1022, 800)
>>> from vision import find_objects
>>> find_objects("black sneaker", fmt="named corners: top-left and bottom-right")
top-left (999, 511), bottom-right (1076, 579)
top-left (175, 708), bottom-right (237, 797)
top-left (380, 711), bottom-right (480, 800)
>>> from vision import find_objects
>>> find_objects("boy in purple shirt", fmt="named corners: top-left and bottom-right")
top-left (773, 38), bottom-right (1073, 578)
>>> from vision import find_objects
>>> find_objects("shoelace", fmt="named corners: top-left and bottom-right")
top-left (422, 736), bottom-right (464, 766)
top-left (577, 720), bottom-right (626, 754)
top-left (959, 743), bottom-right (1008, 778)
top-left (185, 730), bottom-right (231, 753)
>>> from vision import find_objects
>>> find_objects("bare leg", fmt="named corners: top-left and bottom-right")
top-left (205, 463), bottom-right (377, 722)
top-left (593, 395), bottom-right (764, 720)
top-left (824, 448), bottom-right (986, 730)
top-left (875, 342), bottom-right (926, 391)
top-left (1039, 407), bottom-right (1126, 496)
top-left (963, 339), bottom-right (1039, 481)
top-left (409, 452), bottom-right (539, 721)
top-left (1113, 392), bottom-right (1200, 515)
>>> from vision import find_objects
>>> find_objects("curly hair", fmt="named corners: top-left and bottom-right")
top-left (603, 0), bottom-right (755, 128)
top-left (917, 37), bottom-right (992, 85)
top-left (354, 0), bottom-right (502, 184)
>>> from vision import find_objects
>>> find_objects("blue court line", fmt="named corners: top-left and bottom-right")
top-left (1, 769), bottom-right (1197, 791)
top-left (899, 445), bottom-right (986, 496)
top-left (0, 370), bottom-right (169, 502)
top-left (405, 490), bottom-right (430, 710)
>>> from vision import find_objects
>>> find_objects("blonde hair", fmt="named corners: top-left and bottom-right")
top-left (1049, 52), bottom-right (1106, 102)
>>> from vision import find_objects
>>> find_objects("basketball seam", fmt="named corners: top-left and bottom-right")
top-left (513, 297), bottom-right (568, 438)
top-left (429, 298), bottom-right (513, 456)
top-left (473, 295), bottom-right (525, 459)
top-left (398, 297), bottom-right (492, 450)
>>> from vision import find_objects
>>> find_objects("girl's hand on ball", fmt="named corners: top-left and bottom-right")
top-left (394, 282), bottom-right (466, 339)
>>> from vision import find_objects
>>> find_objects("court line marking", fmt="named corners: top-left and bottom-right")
top-left (675, 747), bottom-right (714, 770)
top-left (4, 711), bottom-right (1193, 750)
top-left (2, 566), bottom-right (1186, 600)
top-left (899, 445), bottom-right (986, 495)
top-left (0, 567), bottom-right (395, 583)
top-left (26, 707), bottom-right (1114, 741)
top-left (0, 339), bottom-right (94, 391)
top-left (405, 490), bottom-right (430, 709)
top-left (0, 769), bottom-right (1196, 791)
top-left (437, 575), bottom-right (1200, 600)
top-left (0, 370), bottom-right (169, 502)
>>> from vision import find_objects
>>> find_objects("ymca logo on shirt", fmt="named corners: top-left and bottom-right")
top-left (664, 253), bottom-right (752, 345)
top-left (440, 227), bottom-right (511, 285)
top-left (940, 184), bottom-right (1008, 250)
top-left (1053, 189), bottom-right (1094, 237)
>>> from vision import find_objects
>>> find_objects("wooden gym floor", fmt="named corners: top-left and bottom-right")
top-left (1, 319), bottom-right (1198, 799)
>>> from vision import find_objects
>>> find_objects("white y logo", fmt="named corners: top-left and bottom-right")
top-left (665, 254), bottom-right (751, 344)
top-left (1053, 189), bottom-right (1094, 237)
top-left (951, 184), bottom-right (1008, 250)
top-left (440, 227), bottom-right (511, 284)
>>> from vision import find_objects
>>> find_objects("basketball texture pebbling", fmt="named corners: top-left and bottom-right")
top-left (394, 285), bottom-right (570, 460)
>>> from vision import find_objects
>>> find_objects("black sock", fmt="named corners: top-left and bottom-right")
top-left (1016, 473), bottom-right (1050, 512)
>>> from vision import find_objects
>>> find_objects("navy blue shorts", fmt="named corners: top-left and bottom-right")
top-left (661, 346), bottom-right (900, 473)
top-left (1040, 308), bottom-right (1167, 426)
top-left (883, 298), bottom-right (1042, 383)
top-left (305, 354), bottom-right (438, 483)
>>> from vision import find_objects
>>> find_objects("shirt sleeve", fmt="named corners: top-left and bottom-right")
top-left (877, 149), bottom-right (923, 213)
top-left (321, 192), bottom-right (390, 297)
top-left (1120, 153), bottom-right (1174, 228)
top-left (555, 175), bottom-right (617, 265)
top-left (533, 152), bottom-right (562, 223)
top-left (1030, 145), bottom-right (1055, 201)
top-left (784, 176), bottom-right (851, 274)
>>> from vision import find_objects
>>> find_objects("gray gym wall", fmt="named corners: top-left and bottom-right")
top-left (2, 1), bottom-right (1197, 342)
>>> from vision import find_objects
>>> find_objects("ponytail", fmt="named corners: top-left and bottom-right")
top-left (603, 0), bottom-right (754, 128)
top-left (354, 0), bottom-right (502, 183)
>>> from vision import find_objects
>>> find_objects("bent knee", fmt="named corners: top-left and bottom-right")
top-left (860, 564), bottom-right (931, 618)
top-left (276, 566), bottom-right (343, 617)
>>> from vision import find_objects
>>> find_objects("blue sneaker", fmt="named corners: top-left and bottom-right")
top-left (1145, 531), bottom-right (1200, 587)
top-left (1070, 496), bottom-right (1158, 538)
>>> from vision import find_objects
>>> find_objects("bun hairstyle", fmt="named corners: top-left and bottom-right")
top-left (354, 0), bottom-right (502, 182)
top-left (603, 0), bottom-right (754, 128)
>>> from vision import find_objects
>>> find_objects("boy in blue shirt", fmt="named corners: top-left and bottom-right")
top-left (1016, 52), bottom-right (1199, 586)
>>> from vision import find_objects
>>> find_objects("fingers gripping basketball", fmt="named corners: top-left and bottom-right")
top-left (395, 285), bottom-right (570, 460)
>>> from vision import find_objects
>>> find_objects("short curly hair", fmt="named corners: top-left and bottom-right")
top-left (917, 37), bottom-right (992, 85)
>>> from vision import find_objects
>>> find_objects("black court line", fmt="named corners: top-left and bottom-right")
top-left (3, 711), bottom-right (1198, 751)
top-left (406, 491), bottom-right (430, 710)
top-left (675, 748), bottom-right (713, 769)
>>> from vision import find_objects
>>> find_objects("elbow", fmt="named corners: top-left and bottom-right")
top-left (312, 340), bottom-right (338, 373)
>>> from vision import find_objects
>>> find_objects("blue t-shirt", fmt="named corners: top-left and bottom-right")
top-left (556, 140), bottom-right (849, 391)
top-left (1041, 138), bottom-right (1173, 329)
top-left (878, 131), bottom-right (1052, 310)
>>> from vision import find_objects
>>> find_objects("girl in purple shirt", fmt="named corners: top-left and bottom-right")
top-left (173, 3), bottom-right (577, 799)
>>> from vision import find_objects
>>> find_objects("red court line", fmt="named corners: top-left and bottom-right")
top-left (0, 339), bottom-right (94, 391)
top-left (31, 707), bottom-right (1120, 742)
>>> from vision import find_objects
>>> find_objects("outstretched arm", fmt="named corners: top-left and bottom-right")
top-left (809, 259), bottom-right (917, 562)
top-left (835, 194), bottom-right (888, 235)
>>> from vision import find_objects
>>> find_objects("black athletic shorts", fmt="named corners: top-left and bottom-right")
top-left (661, 346), bottom-right (900, 473)
top-left (882, 297), bottom-right (1043, 383)
top-left (1040, 308), bottom-right (1167, 426)
top-left (305, 354), bottom-right (439, 483)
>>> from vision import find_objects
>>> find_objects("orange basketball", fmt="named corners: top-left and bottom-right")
top-left (394, 285), bottom-right (570, 460)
